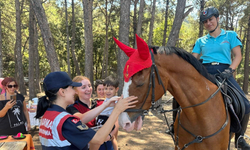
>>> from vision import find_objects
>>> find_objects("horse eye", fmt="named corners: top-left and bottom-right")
top-left (136, 83), bottom-right (144, 87)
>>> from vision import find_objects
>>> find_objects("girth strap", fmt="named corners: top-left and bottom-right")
top-left (178, 101), bottom-right (229, 149)
top-left (161, 79), bottom-right (229, 149)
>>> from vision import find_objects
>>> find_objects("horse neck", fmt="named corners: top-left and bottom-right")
top-left (156, 54), bottom-right (218, 111)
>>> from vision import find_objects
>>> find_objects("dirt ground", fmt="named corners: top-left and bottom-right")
top-left (29, 94), bottom-right (250, 150)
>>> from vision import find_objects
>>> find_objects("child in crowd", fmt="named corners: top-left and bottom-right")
top-left (96, 75), bottom-right (119, 150)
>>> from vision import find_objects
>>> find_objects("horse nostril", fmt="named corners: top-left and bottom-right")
top-left (125, 122), bottom-right (131, 127)
top-left (125, 122), bottom-right (132, 130)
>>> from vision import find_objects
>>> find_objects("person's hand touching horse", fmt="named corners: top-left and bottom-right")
top-left (114, 95), bottom-right (138, 113)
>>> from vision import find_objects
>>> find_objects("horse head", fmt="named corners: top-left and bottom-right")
top-left (114, 35), bottom-right (231, 149)
top-left (114, 35), bottom-right (165, 132)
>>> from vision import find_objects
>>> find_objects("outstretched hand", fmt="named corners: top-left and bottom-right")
top-left (102, 96), bottom-right (120, 107)
top-left (114, 95), bottom-right (138, 113)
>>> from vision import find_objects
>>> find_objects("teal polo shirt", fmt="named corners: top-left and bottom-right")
top-left (192, 29), bottom-right (242, 64)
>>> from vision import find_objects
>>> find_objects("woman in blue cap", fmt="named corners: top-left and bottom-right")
top-left (35, 71), bottom-right (138, 150)
top-left (192, 6), bottom-right (250, 149)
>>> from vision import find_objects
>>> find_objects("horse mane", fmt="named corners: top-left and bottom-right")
top-left (157, 46), bottom-right (215, 83)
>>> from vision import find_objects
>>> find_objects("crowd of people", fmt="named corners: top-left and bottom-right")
top-left (35, 72), bottom-right (137, 150)
top-left (0, 73), bottom-right (136, 150)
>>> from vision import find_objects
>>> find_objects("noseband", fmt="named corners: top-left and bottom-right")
top-left (125, 47), bottom-right (166, 116)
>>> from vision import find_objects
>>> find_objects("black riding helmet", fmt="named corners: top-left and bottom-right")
top-left (200, 7), bottom-right (219, 22)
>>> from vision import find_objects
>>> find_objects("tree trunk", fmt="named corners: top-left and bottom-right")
top-left (240, 25), bottom-right (243, 37)
top-left (0, 10), bottom-right (3, 77)
top-left (166, 0), bottom-right (186, 47)
top-left (34, 20), bottom-right (40, 94)
top-left (15, 0), bottom-right (26, 95)
top-left (117, 0), bottom-right (131, 95)
top-left (230, 15), bottom-right (234, 30)
top-left (162, 0), bottom-right (169, 46)
top-left (83, 0), bottom-right (94, 85)
top-left (226, 5), bottom-right (229, 30)
top-left (148, 0), bottom-right (156, 45)
top-left (71, 0), bottom-right (81, 75)
top-left (30, 0), bottom-right (60, 72)
top-left (243, 16), bottom-right (250, 94)
top-left (198, 0), bottom-right (204, 38)
top-left (65, 0), bottom-right (71, 77)
top-left (14, 43), bottom-right (18, 80)
top-left (29, 1), bottom-right (36, 99)
top-left (135, 0), bottom-right (144, 49)
top-left (101, 0), bottom-right (109, 79)
top-left (133, 0), bottom-right (138, 48)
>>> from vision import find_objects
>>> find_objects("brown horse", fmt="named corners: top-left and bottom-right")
top-left (115, 35), bottom-right (230, 150)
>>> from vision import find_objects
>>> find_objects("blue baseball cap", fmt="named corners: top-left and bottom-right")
top-left (43, 71), bottom-right (82, 91)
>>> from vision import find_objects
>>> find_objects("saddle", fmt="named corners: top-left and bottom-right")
top-left (215, 75), bottom-right (244, 133)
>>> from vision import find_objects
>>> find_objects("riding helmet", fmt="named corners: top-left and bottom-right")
top-left (200, 7), bottom-right (219, 22)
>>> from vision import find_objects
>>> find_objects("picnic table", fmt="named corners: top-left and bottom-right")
top-left (0, 134), bottom-right (35, 150)
top-left (0, 141), bottom-right (26, 150)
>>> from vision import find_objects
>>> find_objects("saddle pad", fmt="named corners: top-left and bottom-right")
top-left (227, 85), bottom-right (245, 121)
top-left (227, 102), bottom-right (241, 133)
top-left (214, 75), bottom-right (244, 133)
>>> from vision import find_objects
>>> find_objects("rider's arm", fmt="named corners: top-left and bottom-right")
top-left (192, 53), bottom-right (200, 59)
top-left (230, 45), bottom-right (242, 70)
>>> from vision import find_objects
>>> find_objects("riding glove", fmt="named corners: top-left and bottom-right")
top-left (220, 68), bottom-right (235, 79)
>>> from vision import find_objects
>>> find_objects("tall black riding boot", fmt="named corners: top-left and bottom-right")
top-left (166, 98), bottom-right (179, 135)
top-left (235, 113), bottom-right (250, 150)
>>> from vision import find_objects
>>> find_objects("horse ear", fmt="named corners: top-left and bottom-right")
top-left (113, 37), bottom-right (135, 57)
top-left (136, 34), bottom-right (149, 60)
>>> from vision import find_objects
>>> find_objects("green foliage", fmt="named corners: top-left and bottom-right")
top-left (1, 0), bottom-right (17, 77)
top-left (0, 0), bottom-right (249, 88)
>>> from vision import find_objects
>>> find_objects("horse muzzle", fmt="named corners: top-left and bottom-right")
top-left (118, 112), bottom-right (143, 132)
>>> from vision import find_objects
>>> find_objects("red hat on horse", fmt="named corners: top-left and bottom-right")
top-left (113, 34), bottom-right (152, 82)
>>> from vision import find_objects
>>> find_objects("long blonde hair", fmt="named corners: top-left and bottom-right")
top-left (72, 76), bottom-right (91, 101)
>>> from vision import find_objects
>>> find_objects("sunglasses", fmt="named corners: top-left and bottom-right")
top-left (7, 85), bottom-right (17, 88)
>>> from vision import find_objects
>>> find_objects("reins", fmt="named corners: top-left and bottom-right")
top-left (161, 78), bottom-right (230, 149)
top-left (178, 80), bottom-right (229, 149)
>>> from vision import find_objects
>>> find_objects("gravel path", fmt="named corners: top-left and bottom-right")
top-left (30, 94), bottom-right (250, 150)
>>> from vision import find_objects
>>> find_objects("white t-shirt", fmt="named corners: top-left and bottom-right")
top-left (99, 96), bottom-right (118, 116)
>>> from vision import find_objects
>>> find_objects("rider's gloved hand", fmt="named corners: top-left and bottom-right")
top-left (220, 68), bottom-right (235, 79)
top-left (198, 59), bottom-right (203, 63)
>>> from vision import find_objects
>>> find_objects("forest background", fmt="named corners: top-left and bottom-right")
top-left (0, 0), bottom-right (249, 100)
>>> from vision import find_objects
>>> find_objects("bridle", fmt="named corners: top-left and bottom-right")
top-left (124, 47), bottom-right (166, 115)
top-left (124, 47), bottom-right (229, 149)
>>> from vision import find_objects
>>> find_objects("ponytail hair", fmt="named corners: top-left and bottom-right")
top-left (35, 96), bottom-right (49, 119)
top-left (35, 89), bottom-right (59, 119)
